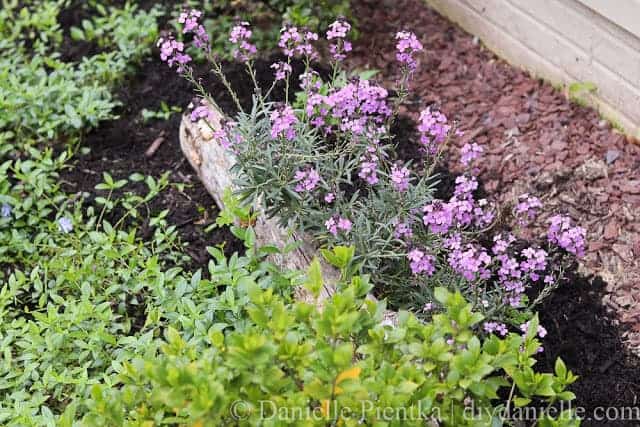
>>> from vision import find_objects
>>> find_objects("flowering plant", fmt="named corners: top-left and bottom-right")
top-left (160, 13), bottom-right (586, 330)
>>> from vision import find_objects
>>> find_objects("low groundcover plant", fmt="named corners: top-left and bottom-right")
top-left (159, 12), bottom-right (586, 332)
top-left (83, 248), bottom-right (580, 426)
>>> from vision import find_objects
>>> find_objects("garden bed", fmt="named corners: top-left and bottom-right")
top-left (53, 4), bottom-right (640, 425)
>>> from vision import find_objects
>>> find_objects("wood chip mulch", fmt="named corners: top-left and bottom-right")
top-left (346, 0), bottom-right (640, 351)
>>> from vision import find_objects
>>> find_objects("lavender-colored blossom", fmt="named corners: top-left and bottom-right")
top-left (190, 103), bottom-right (215, 122)
top-left (279, 26), bottom-right (318, 59)
top-left (407, 248), bottom-right (436, 276)
top-left (520, 247), bottom-right (548, 281)
top-left (547, 215), bottom-right (586, 257)
top-left (294, 167), bottom-right (321, 193)
top-left (157, 37), bottom-right (191, 72)
top-left (178, 9), bottom-right (209, 49)
top-left (58, 217), bottom-right (73, 233)
top-left (358, 146), bottom-right (379, 185)
top-left (1, 203), bottom-right (11, 218)
top-left (393, 220), bottom-right (413, 239)
top-left (271, 61), bottom-right (292, 81)
top-left (448, 244), bottom-right (492, 281)
top-left (300, 71), bottom-right (322, 92)
top-left (327, 20), bottom-right (352, 61)
top-left (325, 215), bottom-right (352, 236)
top-left (390, 163), bottom-right (410, 192)
top-left (483, 321), bottom-right (508, 336)
top-left (229, 22), bottom-right (257, 62)
top-left (324, 192), bottom-right (335, 203)
top-left (520, 321), bottom-right (547, 338)
top-left (492, 233), bottom-right (515, 255)
top-left (417, 108), bottom-right (450, 154)
top-left (460, 142), bottom-right (483, 167)
top-left (515, 193), bottom-right (543, 225)
top-left (395, 30), bottom-right (423, 71)
top-left (270, 106), bottom-right (298, 140)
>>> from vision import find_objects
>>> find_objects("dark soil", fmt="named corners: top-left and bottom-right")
top-left (538, 274), bottom-right (640, 426)
top-left (58, 56), bottom-right (245, 272)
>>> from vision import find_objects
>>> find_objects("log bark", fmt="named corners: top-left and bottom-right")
top-left (179, 102), bottom-right (397, 324)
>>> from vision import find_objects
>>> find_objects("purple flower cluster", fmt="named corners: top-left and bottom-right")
top-left (394, 220), bottom-right (413, 239)
top-left (422, 175), bottom-right (493, 234)
top-left (547, 215), bottom-right (586, 257)
top-left (417, 108), bottom-right (450, 154)
top-left (520, 247), bottom-right (548, 281)
top-left (270, 106), bottom-right (298, 140)
top-left (326, 216), bottom-right (352, 236)
top-left (190, 101), bottom-right (216, 123)
top-left (279, 26), bottom-right (318, 59)
top-left (460, 142), bottom-right (483, 167)
top-left (520, 321), bottom-right (547, 338)
top-left (294, 167), bottom-right (321, 193)
top-left (358, 145), bottom-right (379, 185)
top-left (271, 61), bottom-right (292, 81)
top-left (483, 321), bottom-right (508, 336)
top-left (300, 71), bottom-right (322, 92)
top-left (324, 192), bottom-right (335, 203)
top-left (448, 244), bottom-right (492, 281)
top-left (179, 9), bottom-right (209, 49)
top-left (515, 193), bottom-right (542, 225)
top-left (407, 248), bottom-right (436, 276)
top-left (229, 22), bottom-right (257, 62)
top-left (395, 31), bottom-right (423, 71)
top-left (158, 37), bottom-right (191, 72)
top-left (390, 163), bottom-right (410, 192)
top-left (326, 20), bottom-right (352, 61)
top-left (306, 79), bottom-right (391, 135)
top-left (213, 122), bottom-right (240, 151)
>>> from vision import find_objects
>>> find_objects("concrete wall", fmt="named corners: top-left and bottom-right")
top-left (425, 0), bottom-right (640, 136)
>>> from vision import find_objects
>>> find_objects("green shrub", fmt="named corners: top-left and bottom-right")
top-left (82, 248), bottom-right (579, 426)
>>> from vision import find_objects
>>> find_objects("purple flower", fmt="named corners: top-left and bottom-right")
top-left (58, 217), bottom-right (73, 233)
top-left (190, 103), bottom-right (216, 122)
top-left (422, 302), bottom-right (434, 312)
top-left (492, 233), bottom-right (515, 255)
top-left (327, 20), bottom-right (352, 61)
top-left (279, 26), bottom-right (318, 59)
top-left (547, 215), bottom-right (586, 257)
top-left (271, 61), bottom-right (292, 81)
top-left (417, 108), bottom-right (450, 154)
top-left (395, 30), bottom-right (423, 71)
top-left (324, 192), bottom-right (335, 203)
top-left (1, 203), bottom-right (11, 218)
top-left (483, 321), bottom-right (508, 336)
top-left (393, 220), bottom-right (413, 239)
top-left (300, 71), bottom-right (322, 92)
top-left (178, 9), bottom-right (209, 49)
top-left (390, 163), bottom-right (410, 192)
top-left (460, 142), bottom-right (483, 167)
top-left (294, 167), bottom-right (321, 193)
top-left (229, 22), bottom-right (257, 61)
top-left (520, 321), bottom-right (547, 338)
top-left (325, 215), bottom-right (352, 236)
top-left (407, 248), bottom-right (436, 276)
top-left (213, 122), bottom-right (240, 150)
top-left (520, 247), bottom-right (548, 281)
top-left (157, 37), bottom-right (191, 72)
top-left (270, 106), bottom-right (298, 140)
top-left (515, 193), bottom-right (542, 225)
top-left (337, 217), bottom-right (352, 233)
top-left (448, 244), bottom-right (492, 281)
top-left (358, 146), bottom-right (379, 185)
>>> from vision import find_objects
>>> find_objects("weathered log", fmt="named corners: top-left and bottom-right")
top-left (179, 102), bottom-right (397, 324)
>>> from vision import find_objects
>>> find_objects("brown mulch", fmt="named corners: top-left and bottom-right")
top-left (347, 0), bottom-right (640, 349)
